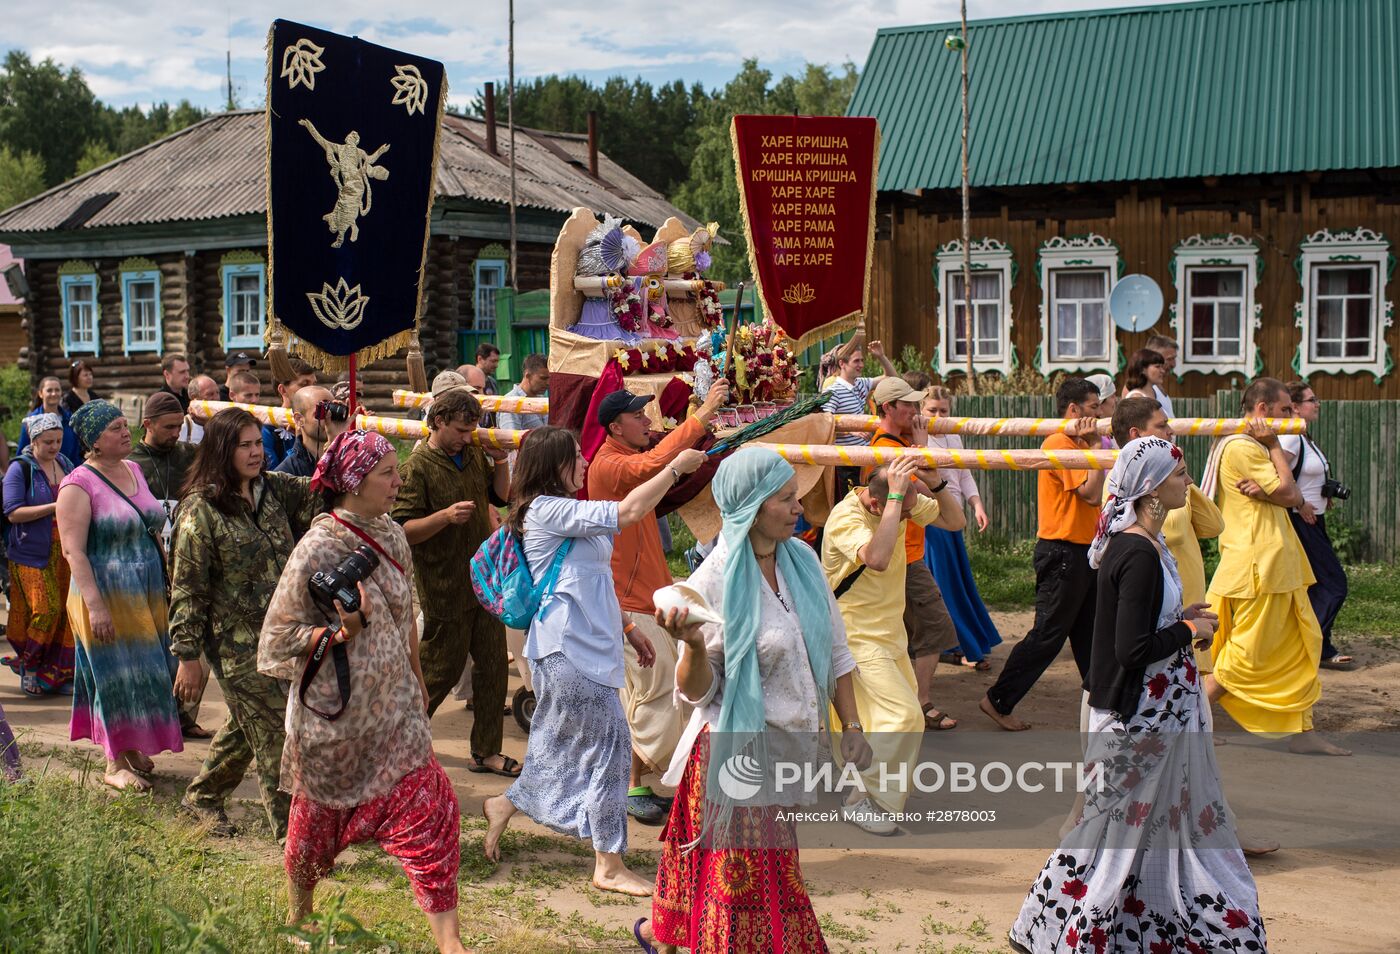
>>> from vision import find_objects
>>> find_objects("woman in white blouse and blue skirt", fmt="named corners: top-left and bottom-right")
top-left (921, 388), bottom-right (1002, 670)
top-left (482, 427), bottom-right (706, 897)
top-left (638, 446), bottom-right (872, 954)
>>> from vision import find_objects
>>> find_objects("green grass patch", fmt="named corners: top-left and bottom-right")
top-left (964, 536), bottom-right (1037, 609)
top-left (0, 768), bottom-right (629, 953)
top-left (1334, 561), bottom-right (1400, 644)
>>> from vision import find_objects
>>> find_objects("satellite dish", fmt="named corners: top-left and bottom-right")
top-left (1109, 274), bottom-right (1163, 333)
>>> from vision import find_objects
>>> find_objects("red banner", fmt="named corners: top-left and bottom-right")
top-left (731, 115), bottom-right (880, 353)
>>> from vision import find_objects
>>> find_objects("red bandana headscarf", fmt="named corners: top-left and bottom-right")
top-left (311, 429), bottom-right (394, 495)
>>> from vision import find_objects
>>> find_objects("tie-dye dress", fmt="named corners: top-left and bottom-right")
top-left (60, 461), bottom-right (183, 759)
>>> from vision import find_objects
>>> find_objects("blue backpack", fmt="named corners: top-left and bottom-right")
top-left (470, 527), bottom-right (574, 630)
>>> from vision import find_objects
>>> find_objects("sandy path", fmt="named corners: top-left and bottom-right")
top-left (4, 608), bottom-right (1397, 952)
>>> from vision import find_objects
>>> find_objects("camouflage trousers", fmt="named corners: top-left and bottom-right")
top-left (421, 605), bottom-right (506, 756)
top-left (184, 653), bottom-right (290, 840)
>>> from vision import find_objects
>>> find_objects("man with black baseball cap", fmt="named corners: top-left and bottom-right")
top-left (218, 352), bottom-right (256, 401)
top-left (588, 379), bottom-right (728, 824)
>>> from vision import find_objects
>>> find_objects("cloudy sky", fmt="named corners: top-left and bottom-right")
top-left (2, 0), bottom-right (1178, 111)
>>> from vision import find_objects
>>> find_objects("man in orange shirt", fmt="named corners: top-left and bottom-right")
top-left (980, 377), bottom-right (1104, 731)
top-left (588, 379), bottom-right (728, 824)
top-left (867, 376), bottom-right (966, 730)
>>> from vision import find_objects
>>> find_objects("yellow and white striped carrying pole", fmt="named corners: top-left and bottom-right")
top-left (189, 402), bottom-right (1296, 470)
top-left (392, 389), bottom-right (549, 416)
top-left (832, 415), bottom-right (1305, 436)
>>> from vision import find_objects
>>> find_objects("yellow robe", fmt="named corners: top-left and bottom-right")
top-left (1206, 438), bottom-right (1322, 734)
top-left (822, 489), bottom-right (939, 813)
top-left (1164, 484), bottom-right (1224, 670)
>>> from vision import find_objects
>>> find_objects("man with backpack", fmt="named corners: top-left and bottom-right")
top-left (393, 385), bottom-right (516, 776)
top-left (586, 381), bottom-right (728, 825)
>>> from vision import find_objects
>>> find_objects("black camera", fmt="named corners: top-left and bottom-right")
top-left (308, 544), bottom-right (379, 614)
top-left (315, 399), bottom-right (350, 423)
top-left (1321, 478), bottom-right (1351, 501)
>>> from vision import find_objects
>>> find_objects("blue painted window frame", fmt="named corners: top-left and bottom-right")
top-left (223, 262), bottom-right (266, 349)
top-left (121, 269), bottom-right (162, 353)
top-left (60, 273), bottom-right (100, 355)
top-left (473, 259), bottom-right (507, 330)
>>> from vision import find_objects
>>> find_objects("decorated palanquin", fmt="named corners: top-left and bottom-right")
top-left (546, 208), bottom-right (726, 438)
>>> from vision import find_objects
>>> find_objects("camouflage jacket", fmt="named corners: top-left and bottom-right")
top-left (168, 471), bottom-right (319, 663)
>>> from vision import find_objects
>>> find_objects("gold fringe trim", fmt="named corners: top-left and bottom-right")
top-left (262, 24), bottom-right (449, 372)
top-left (728, 118), bottom-right (881, 356)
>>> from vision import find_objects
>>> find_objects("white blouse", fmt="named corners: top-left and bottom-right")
top-left (925, 433), bottom-right (981, 508)
top-left (1279, 434), bottom-right (1328, 512)
top-left (662, 537), bottom-right (858, 790)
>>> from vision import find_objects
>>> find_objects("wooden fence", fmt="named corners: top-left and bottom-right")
top-left (951, 390), bottom-right (1400, 562)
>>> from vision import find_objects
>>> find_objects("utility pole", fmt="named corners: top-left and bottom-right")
top-left (958, 0), bottom-right (975, 392)
top-left (508, 0), bottom-right (518, 294)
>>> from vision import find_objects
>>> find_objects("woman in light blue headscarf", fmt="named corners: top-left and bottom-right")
top-left (638, 447), bottom-right (870, 954)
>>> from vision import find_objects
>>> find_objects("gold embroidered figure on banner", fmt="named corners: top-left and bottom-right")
top-left (390, 64), bottom-right (429, 116)
top-left (306, 277), bottom-right (371, 330)
top-left (299, 119), bottom-right (391, 248)
top-left (281, 38), bottom-right (326, 90)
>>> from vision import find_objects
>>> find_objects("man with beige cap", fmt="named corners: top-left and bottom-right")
top-left (867, 376), bottom-right (966, 731)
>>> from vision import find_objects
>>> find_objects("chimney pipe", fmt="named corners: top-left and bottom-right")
top-left (587, 110), bottom-right (598, 178)
top-left (484, 82), bottom-right (498, 155)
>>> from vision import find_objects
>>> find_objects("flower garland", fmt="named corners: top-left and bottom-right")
top-left (710, 319), bottom-right (798, 403)
top-left (610, 281), bottom-right (645, 334)
top-left (696, 280), bottom-right (723, 330)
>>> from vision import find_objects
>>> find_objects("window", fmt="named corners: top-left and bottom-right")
top-left (1185, 268), bottom-right (1245, 359)
top-left (1294, 228), bottom-right (1394, 383)
top-left (934, 238), bottom-right (1014, 376)
top-left (59, 263), bottom-right (99, 354)
top-left (1035, 234), bottom-right (1119, 374)
top-left (221, 252), bottom-right (266, 349)
top-left (120, 260), bottom-right (162, 352)
top-left (474, 259), bottom-right (506, 331)
top-left (1170, 234), bottom-right (1260, 377)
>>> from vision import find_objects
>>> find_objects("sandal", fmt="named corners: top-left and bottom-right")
top-left (960, 658), bottom-right (992, 672)
top-left (468, 754), bottom-right (522, 778)
top-left (633, 917), bottom-right (659, 953)
top-left (182, 724), bottom-right (214, 740)
top-left (922, 703), bottom-right (958, 731)
top-left (1319, 655), bottom-right (1358, 671)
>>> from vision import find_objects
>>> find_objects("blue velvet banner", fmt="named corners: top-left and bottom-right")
top-left (266, 19), bottom-right (445, 365)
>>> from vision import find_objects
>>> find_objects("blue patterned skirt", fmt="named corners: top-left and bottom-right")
top-left (506, 652), bottom-right (630, 853)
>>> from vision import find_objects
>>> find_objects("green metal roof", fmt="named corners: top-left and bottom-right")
top-left (848, 0), bottom-right (1400, 191)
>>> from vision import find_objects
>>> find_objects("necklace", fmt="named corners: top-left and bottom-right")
top-left (773, 585), bottom-right (791, 613)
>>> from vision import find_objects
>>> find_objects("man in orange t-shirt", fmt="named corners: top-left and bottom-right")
top-left (980, 377), bottom-right (1105, 731)
top-left (868, 376), bottom-right (966, 730)
top-left (588, 379), bottom-right (728, 823)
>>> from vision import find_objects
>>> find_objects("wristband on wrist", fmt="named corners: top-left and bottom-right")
top-left (842, 721), bottom-right (864, 732)
top-left (931, 480), bottom-right (949, 494)
top-left (668, 465), bottom-right (682, 484)
top-left (1183, 619), bottom-right (1198, 637)
top-left (887, 492), bottom-right (905, 502)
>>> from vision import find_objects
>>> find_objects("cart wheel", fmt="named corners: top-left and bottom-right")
top-left (513, 686), bottom-right (536, 733)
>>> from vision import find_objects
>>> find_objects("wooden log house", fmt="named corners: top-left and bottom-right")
top-left (0, 97), bottom-right (697, 411)
top-left (849, 0), bottom-right (1400, 399)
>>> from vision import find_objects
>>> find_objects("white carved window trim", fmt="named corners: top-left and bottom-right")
top-left (1170, 234), bottom-right (1260, 378)
top-left (1036, 234), bottom-right (1119, 374)
top-left (1294, 228), bottom-right (1395, 383)
top-left (934, 238), bottom-right (1014, 377)
top-left (120, 262), bottom-right (162, 354)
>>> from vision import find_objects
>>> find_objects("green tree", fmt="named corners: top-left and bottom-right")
top-left (0, 50), bottom-right (102, 186)
top-left (0, 147), bottom-right (46, 211)
top-left (671, 60), bottom-right (860, 284)
top-left (74, 140), bottom-right (119, 176)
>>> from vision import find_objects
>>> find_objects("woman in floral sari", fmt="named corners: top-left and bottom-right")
top-left (1009, 437), bottom-right (1266, 953)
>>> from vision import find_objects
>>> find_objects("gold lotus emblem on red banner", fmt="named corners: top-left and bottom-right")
top-left (782, 282), bottom-right (816, 305)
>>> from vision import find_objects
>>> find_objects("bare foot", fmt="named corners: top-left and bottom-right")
top-left (1288, 732), bottom-right (1351, 756)
top-left (979, 694), bottom-right (1031, 731)
top-left (103, 768), bottom-right (152, 793)
top-left (591, 868), bottom-right (654, 897)
top-left (124, 751), bottom-right (155, 775)
top-left (482, 795), bottom-right (515, 862)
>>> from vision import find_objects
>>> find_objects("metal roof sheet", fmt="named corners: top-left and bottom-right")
top-left (0, 109), bottom-right (697, 235)
top-left (847, 0), bottom-right (1400, 191)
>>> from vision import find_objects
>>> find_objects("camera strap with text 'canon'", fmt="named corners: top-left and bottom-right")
top-left (300, 624), bottom-right (352, 722)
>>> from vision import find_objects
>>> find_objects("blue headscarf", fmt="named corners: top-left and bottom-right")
top-left (702, 447), bottom-right (834, 845)
top-left (70, 399), bottom-right (123, 452)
